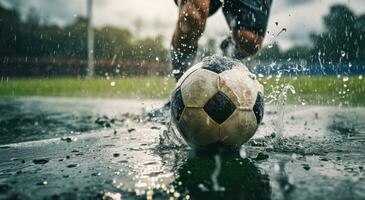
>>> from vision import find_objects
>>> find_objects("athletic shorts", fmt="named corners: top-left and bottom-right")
top-left (174, 0), bottom-right (272, 36)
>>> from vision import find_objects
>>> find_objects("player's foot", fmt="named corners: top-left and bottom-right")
top-left (220, 36), bottom-right (247, 60)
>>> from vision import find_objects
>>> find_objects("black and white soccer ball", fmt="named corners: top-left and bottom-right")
top-left (170, 55), bottom-right (264, 150)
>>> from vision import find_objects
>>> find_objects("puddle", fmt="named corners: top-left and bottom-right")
top-left (0, 98), bottom-right (364, 200)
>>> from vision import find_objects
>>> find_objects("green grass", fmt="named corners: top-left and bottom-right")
top-left (0, 76), bottom-right (175, 99)
top-left (260, 76), bottom-right (365, 106)
top-left (0, 76), bottom-right (364, 106)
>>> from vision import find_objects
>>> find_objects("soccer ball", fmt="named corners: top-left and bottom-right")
top-left (170, 55), bottom-right (264, 150)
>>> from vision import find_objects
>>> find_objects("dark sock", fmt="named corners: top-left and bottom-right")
top-left (170, 46), bottom-right (197, 81)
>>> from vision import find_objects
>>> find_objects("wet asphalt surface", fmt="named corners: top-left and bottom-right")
top-left (0, 98), bottom-right (364, 200)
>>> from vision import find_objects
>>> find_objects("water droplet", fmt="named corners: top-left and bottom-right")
top-left (239, 146), bottom-right (247, 159)
top-left (37, 181), bottom-right (48, 185)
top-left (342, 76), bottom-right (349, 82)
top-left (100, 192), bottom-right (122, 200)
top-left (359, 75), bottom-right (363, 80)
top-left (173, 192), bottom-right (180, 198)
top-left (340, 50), bottom-right (346, 57)
top-left (110, 81), bottom-right (116, 87)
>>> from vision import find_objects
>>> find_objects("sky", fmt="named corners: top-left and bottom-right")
top-left (1, 0), bottom-right (364, 50)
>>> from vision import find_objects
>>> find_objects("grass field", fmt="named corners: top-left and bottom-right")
top-left (0, 76), bottom-right (364, 106)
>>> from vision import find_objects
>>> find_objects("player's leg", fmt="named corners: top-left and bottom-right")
top-left (171, 0), bottom-right (211, 81)
top-left (232, 29), bottom-right (264, 56)
top-left (221, 0), bottom-right (273, 59)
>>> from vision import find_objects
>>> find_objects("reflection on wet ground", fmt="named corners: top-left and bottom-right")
top-left (171, 153), bottom-right (271, 200)
top-left (0, 98), bottom-right (364, 200)
top-left (0, 98), bottom-right (162, 145)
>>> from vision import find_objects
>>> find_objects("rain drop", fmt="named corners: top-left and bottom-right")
top-left (239, 146), bottom-right (247, 159)
top-left (340, 50), bottom-right (346, 57)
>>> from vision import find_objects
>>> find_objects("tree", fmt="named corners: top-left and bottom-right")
top-left (254, 43), bottom-right (282, 61)
top-left (310, 5), bottom-right (365, 63)
top-left (0, 5), bottom-right (168, 61)
top-left (283, 46), bottom-right (311, 60)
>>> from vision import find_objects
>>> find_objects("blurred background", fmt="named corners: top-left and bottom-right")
top-left (0, 0), bottom-right (364, 104)
top-left (1, 2), bottom-right (365, 199)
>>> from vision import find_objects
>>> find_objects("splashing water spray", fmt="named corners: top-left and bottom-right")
top-left (159, 118), bottom-right (188, 149)
top-left (273, 84), bottom-right (296, 146)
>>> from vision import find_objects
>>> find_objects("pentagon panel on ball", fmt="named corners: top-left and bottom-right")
top-left (170, 55), bottom-right (264, 151)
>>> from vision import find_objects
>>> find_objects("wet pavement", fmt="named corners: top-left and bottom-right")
top-left (0, 98), bottom-right (364, 200)
top-left (0, 97), bottom-right (163, 145)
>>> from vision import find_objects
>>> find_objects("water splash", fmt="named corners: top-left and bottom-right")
top-left (239, 145), bottom-right (247, 159)
top-left (273, 84), bottom-right (296, 145)
top-left (211, 154), bottom-right (225, 192)
top-left (159, 120), bottom-right (187, 149)
top-left (318, 51), bottom-right (325, 74)
top-left (276, 28), bottom-right (287, 37)
top-left (266, 27), bottom-right (287, 49)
